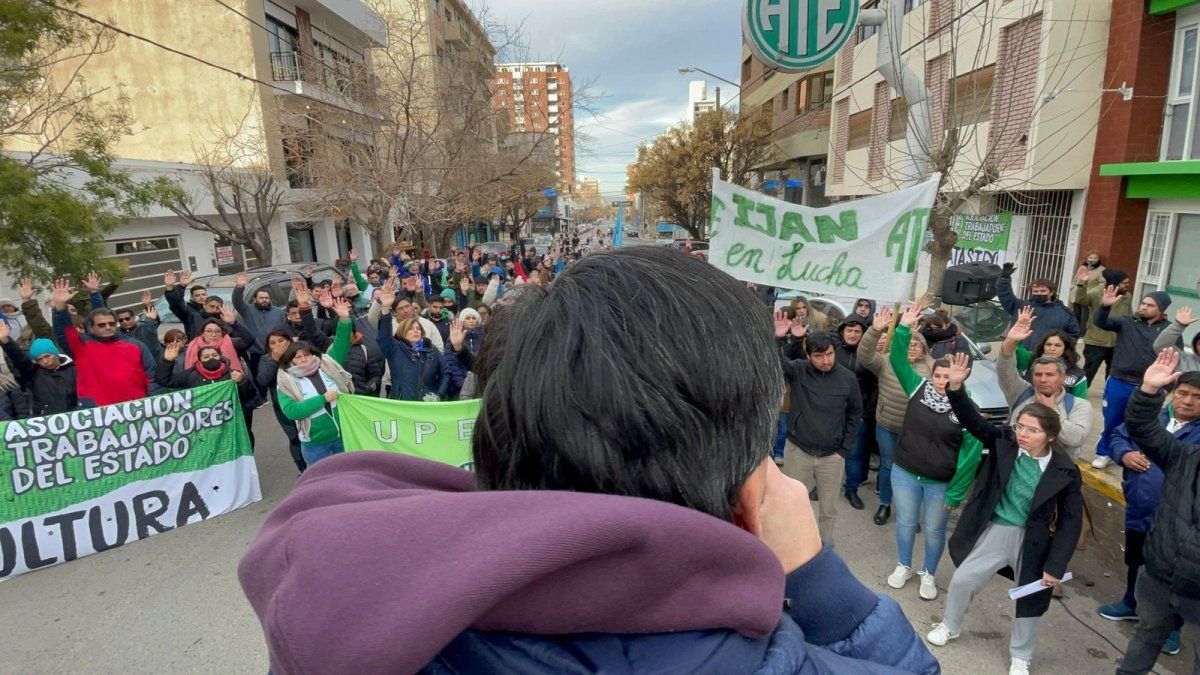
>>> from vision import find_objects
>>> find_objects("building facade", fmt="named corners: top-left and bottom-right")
top-left (1090, 0), bottom-right (1200, 328)
top-left (824, 0), bottom-right (1110, 293)
top-left (687, 81), bottom-right (719, 122)
top-left (739, 43), bottom-right (835, 207)
top-left (493, 62), bottom-right (576, 192)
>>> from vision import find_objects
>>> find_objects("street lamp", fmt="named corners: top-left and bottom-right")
top-left (677, 66), bottom-right (741, 89)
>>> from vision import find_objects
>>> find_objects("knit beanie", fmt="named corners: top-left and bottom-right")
top-left (29, 338), bottom-right (58, 360)
top-left (1101, 268), bottom-right (1128, 287)
top-left (440, 288), bottom-right (457, 304)
top-left (1145, 291), bottom-right (1172, 313)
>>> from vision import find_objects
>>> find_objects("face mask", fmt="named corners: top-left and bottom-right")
top-left (201, 358), bottom-right (223, 371)
top-left (1085, 260), bottom-right (1099, 269)
top-left (1031, 294), bottom-right (1050, 304)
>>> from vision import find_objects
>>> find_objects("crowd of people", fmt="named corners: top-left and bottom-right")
top-left (2, 243), bottom-right (1198, 674)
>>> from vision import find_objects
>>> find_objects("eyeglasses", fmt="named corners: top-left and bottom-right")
top-left (1010, 422), bottom-right (1045, 435)
top-left (93, 321), bottom-right (116, 328)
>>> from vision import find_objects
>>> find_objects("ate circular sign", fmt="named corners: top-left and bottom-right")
top-left (743, 0), bottom-right (859, 72)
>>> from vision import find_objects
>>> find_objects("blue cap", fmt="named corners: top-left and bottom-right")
top-left (29, 338), bottom-right (58, 360)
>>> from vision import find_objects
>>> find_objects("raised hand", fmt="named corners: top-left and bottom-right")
top-left (898, 304), bottom-right (922, 328)
top-left (773, 310), bottom-right (791, 338)
top-left (164, 269), bottom-right (178, 289)
top-left (236, 272), bottom-right (248, 287)
top-left (292, 277), bottom-right (310, 307)
top-left (83, 272), bottom-right (102, 294)
top-left (789, 319), bottom-right (809, 339)
top-left (332, 297), bottom-right (351, 320)
top-left (1175, 306), bottom-right (1194, 326)
top-left (1006, 307), bottom-right (1036, 344)
top-left (315, 288), bottom-right (334, 309)
top-left (18, 277), bottom-right (34, 301)
top-left (221, 306), bottom-right (237, 325)
top-left (348, 248), bottom-right (358, 263)
top-left (180, 270), bottom-right (194, 286)
top-left (1076, 266), bottom-right (1091, 283)
top-left (378, 285), bottom-right (395, 309)
top-left (50, 279), bottom-right (74, 310)
top-left (947, 352), bottom-right (972, 389)
top-left (459, 276), bottom-right (471, 294)
top-left (163, 340), bottom-right (182, 361)
top-left (1142, 349), bottom-right (1181, 391)
top-left (144, 302), bottom-right (158, 321)
top-left (1101, 284), bottom-right (1120, 307)
top-left (449, 319), bottom-right (465, 351)
top-left (389, 264), bottom-right (400, 280)
top-left (0, 320), bottom-right (10, 343)
top-left (331, 278), bottom-right (344, 298)
top-left (872, 306), bottom-right (893, 332)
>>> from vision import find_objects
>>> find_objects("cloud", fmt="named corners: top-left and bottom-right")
top-left (478, 0), bottom-right (743, 193)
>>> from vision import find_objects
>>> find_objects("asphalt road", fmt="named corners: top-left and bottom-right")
top-left (1, 407), bottom-right (1193, 674)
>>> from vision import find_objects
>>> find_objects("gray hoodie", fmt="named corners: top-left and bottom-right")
top-left (1154, 320), bottom-right (1200, 373)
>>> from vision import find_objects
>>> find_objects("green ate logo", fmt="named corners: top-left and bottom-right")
top-left (743, 0), bottom-right (859, 72)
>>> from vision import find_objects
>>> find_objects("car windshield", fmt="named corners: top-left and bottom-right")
top-left (154, 286), bottom-right (235, 324)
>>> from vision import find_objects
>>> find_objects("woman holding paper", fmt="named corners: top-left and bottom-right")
top-left (927, 352), bottom-right (1083, 675)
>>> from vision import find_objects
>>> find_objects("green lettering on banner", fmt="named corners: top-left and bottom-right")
top-left (726, 242), bottom-right (767, 274)
top-left (815, 211), bottom-right (859, 243)
top-left (732, 193), bottom-right (776, 237)
top-left (711, 195), bottom-right (727, 223)
top-left (778, 213), bottom-right (815, 244)
top-left (886, 208), bottom-right (930, 273)
top-left (0, 381), bottom-right (252, 522)
top-left (337, 394), bottom-right (482, 470)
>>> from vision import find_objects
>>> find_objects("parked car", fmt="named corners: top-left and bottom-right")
top-left (152, 263), bottom-right (347, 339)
top-left (478, 241), bottom-right (510, 260)
top-left (775, 293), bottom-right (1010, 429)
top-left (626, 230), bottom-right (640, 238)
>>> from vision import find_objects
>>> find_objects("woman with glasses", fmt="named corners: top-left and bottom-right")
top-left (883, 305), bottom-right (983, 602)
top-left (928, 353), bottom-right (1084, 675)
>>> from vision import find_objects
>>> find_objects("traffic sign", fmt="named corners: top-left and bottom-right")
top-left (611, 200), bottom-right (633, 207)
top-left (743, 0), bottom-right (859, 72)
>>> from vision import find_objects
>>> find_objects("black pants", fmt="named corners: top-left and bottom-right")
top-left (269, 391), bottom-right (306, 473)
top-left (1083, 343), bottom-right (1114, 390)
top-left (1117, 571), bottom-right (1198, 675)
top-left (1123, 529), bottom-right (1147, 609)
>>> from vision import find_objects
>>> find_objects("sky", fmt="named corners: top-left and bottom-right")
top-left (478, 0), bottom-right (744, 197)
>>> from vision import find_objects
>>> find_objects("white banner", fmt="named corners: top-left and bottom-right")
top-left (709, 173), bottom-right (940, 303)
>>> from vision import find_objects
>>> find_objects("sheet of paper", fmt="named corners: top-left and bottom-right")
top-left (1008, 572), bottom-right (1073, 600)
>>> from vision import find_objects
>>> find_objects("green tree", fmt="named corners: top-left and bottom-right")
top-left (0, 0), bottom-right (157, 285)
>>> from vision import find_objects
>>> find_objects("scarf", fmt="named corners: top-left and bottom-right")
top-left (185, 335), bottom-right (242, 374)
top-left (195, 358), bottom-right (229, 381)
top-left (288, 358), bottom-right (322, 378)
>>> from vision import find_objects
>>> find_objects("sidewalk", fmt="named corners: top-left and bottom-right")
top-left (1073, 377), bottom-right (1126, 505)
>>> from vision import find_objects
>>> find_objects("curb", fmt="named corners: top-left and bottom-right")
top-left (1075, 459), bottom-right (1125, 505)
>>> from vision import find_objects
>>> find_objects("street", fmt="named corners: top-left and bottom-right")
top-left (0, 410), bottom-right (1192, 674)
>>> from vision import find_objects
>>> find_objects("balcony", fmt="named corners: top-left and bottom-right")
top-left (443, 21), bottom-right (466, 47)
top-left (270, 50), bottom-right (378, 117)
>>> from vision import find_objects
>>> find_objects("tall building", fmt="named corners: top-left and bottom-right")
top-left (4, 0), bottom-right (389, 307)
top-left (493, 62), bottom-right (575, 191)
top-left (687, 80), bottom-right (719, 122)
top-left (574, 176), bottom-right (603, 208)
top-left (824, 0), bottom-right (1110, 293)
top-left (1085, 0), bottom-right (1200, 323)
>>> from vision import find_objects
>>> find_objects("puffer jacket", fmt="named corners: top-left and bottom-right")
top-left (344, 339), bottom-right (386, 397)
top-left (377, 315), bottom-right (449, 401)
top-left (1, 341), bottom-right (78, 416)
top-left (1110, 407), bottom-right (1200, 533)
top-left (858, 326), bottom-right (933, 434)
top-left (1126, 389), bottom-right (1200, 600)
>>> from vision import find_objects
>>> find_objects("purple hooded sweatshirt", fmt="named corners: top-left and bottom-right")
top-left (239, 451), bottom-right (789, 673)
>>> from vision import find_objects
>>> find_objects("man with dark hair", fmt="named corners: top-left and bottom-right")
top-left (1074, 267), bottom-right (1131, 389)
top-left (1091, 286), bottom-right (1176, 469)
top-left (835, 315), bottom-right (878, 511)
top-left (1097, 370), bottom-right (1200, 657)
top-left (1116, 351), bottom-right (1200, 674)
top-left (997, 263), bottom-right (1080, 350)
top-left (240, 248), bottom-right (937, 674)
top-left (774, 321), bottom-right (864, 544)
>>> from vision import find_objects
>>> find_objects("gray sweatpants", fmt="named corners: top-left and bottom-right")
top-left (943, 523), bottom-right (1042, 660)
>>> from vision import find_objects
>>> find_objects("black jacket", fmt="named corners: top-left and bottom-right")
top-left (998, 277), bottom-right (1081, 349)
top-left (2, 341), bottom-right (78, 416)
top-left (779, 341), bottom-right (863, 457)
top-left (344, 340), bottom-right (386, 397)
top-left (1126, 388), bottom-right (1200, 600)
top-left (155, 356), bottom-right (256, 401)
top-left (1094, 305), bottom-right (1175, 383)
top-left (947, 387), bottom-right (1083, 618)
top-left (835, 326), bottom-right (878, 413)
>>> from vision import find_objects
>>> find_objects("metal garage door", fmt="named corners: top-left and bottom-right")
top-left (102, 236), bottom-right (184, 311)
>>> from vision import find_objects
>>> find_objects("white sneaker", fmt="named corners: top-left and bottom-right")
top-left (1091, 455), bottom-right (1113, 469)
top-left (1009, 657), bottom-right (1031, 674)
top-left (919, 571), bottom-right (938, 600)
top-left (926, 622), bottom-right (960, 646)
top-left (888, 563), bottom-right (915, 589)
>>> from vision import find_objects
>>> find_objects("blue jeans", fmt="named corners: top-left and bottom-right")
top-left (891, 466), bottom-right (951, 573)
top-left (875, 427), bottom-right (898, 506)
top-left (1098, 378), bottom-right (1138, 458)
top-left (301, 437), bottom-right (345, 467)
top-left (774, 413), bottom-right (788, 460)
top-left (844, 420), bottom-right (869, 491)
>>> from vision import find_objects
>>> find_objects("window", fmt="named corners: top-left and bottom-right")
top-left (889, 97), bottom-right (909, 141)
top-left (797, 71), bottom-right (834, 112)
top-left (847, 109), bottom-right (871, 149)
top-left (950, 65), bottom-right (994, 127)
top-left (1141, 212), bottom-right (1173, 282)
top-left (903, 0), bottom-right (928, 12)
top-left (1167, 214), bottom-right (1200, 294)
top-left (742, 57), bottom-right (753, 84)
top-left (780, 87), bottom-right (790, 111)
top-left (858, 0), bottom-right (879, 40)
top-left (1163, 23), bottom-right (1200, 160)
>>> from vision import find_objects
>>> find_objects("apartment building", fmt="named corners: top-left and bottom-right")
top-left (1089, 0), bottom-right (1200, 325)
top-left (825, 0), bottom-right (1110, 292)
top-left (739, 44), bottom-right (835, 206)
top-left (3, 0), bottom-right (387, 308)
top-left (687, 81), bottom-right (719, 122)
top-left (493, 62), bottom-right (576, 192)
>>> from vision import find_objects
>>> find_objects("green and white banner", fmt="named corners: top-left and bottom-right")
top-left (946, 213), bottom-right (1013, 266)
top-left (338, 395), bottom-right (481, 470)
top-left (709, 173), bottom-right (940, 302)
top-left (0, 381), bottom-right (259, 579)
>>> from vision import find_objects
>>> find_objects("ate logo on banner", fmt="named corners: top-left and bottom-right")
top-left (743, 0), bottom-right (859, 72)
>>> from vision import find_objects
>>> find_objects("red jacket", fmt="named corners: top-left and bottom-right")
top-left (62, 324), bottom-right (152, 406)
